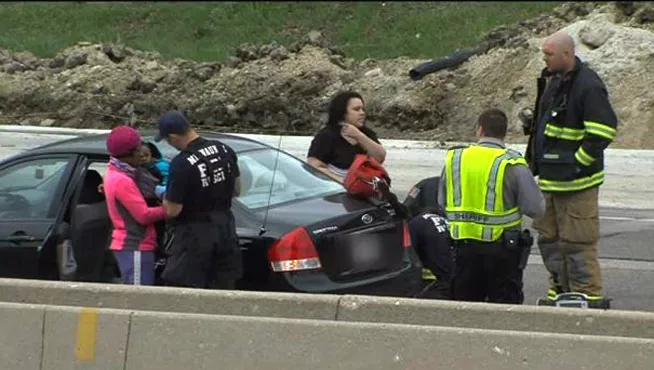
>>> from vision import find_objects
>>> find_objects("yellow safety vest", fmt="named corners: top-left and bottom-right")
top-left (444, 145), bottom-right (527, 242)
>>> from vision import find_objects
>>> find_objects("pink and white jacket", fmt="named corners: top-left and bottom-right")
top-left (104, 161), bottom-right (166, 252)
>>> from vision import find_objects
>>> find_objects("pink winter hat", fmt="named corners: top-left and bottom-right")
top-left (106, 125), bottom-right (141, 157)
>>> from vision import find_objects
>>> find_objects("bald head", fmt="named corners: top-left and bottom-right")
top-left (545, 31), bottom-right (575, 54)
top-left (542, 30), bottom-right (577, 73)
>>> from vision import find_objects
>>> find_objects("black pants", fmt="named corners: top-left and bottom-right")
top-left (451, 241), bottom-right (524, 304)
top-left (161, 210), bottom-right (242, 289)
top-left (420, 279), bottom-right (452, 300)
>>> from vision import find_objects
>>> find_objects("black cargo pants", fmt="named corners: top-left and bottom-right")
top-left (161, 210), bottom-right (243, 289)
top-left (450, 240), bottom-right (524, 304)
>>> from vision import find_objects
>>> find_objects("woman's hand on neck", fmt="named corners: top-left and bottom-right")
top-left (339, 122), bottom-right (361, 145)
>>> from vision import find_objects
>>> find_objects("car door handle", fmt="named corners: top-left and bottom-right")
top-left (3, 235), bottom-right (37, 243)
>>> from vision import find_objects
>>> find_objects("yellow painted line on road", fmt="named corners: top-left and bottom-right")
top-left (75, 307), bottom-right (98, 362)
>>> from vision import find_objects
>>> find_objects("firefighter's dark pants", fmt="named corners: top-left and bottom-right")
top-left (451, 239), bottom-right (524, 304)
top-left (161, 210), bottom-right (242, 289)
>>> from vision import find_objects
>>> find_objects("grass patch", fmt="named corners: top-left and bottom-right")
top-left (0, 1), bottom-right (561, 62)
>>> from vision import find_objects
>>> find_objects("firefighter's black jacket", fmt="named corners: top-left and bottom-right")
top-left (525, 56), bottom-right (618, 193)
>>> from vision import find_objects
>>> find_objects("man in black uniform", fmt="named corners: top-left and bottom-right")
top-left (408, 206), bottom-right (454, 299)
top-left (403, 176), bottom-right (441, 219)
top-left (154, 110), bottom-right (242, 289)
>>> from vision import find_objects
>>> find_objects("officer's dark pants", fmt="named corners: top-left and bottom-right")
top-left (420, 279), bottom-right (452, 300)
top-left (451, 241), bottom-right (523, 304)
top-left (415, 251), bottom-right (453, 300)
top-left (414, 242), bottom-right (453, 295)
top-left (161, 210), bottom-right (242, 289)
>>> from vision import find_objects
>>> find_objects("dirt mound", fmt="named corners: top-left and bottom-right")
top-left (0, 1), bottom-right (653, 148)
top-left (444, 1), bottom-right (654, 147)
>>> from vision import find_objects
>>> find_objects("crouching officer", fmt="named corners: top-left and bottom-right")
top-left (438, 108), bottom-right (545, 304)
top-left (408, 205), bottom-right (454, 299)
top-left (403, 176), bottom-right (441, 219)
top-left (155, 110), bottom-right (243, 289)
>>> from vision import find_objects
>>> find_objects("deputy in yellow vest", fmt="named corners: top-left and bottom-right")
top-left (437, 108), bottom-right (545, 304)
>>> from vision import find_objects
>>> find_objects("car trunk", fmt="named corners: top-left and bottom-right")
top-left (308, 207), bottom-right (407, 282)
top-left (258, 192), bottom-right (410, 282)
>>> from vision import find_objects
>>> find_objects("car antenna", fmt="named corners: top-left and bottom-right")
top-left (259, 131), bottom-right (284, 236)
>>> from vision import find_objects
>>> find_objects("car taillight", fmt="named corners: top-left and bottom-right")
top-left (268, 227), bottom-right (322, 272)
top-left (403, 221), bottom-right (411, 248)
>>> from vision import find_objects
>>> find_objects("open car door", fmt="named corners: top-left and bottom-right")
top-left (67, 159), bottom-right (115, 282)
top-left (0, 154), bottom-right (82, 279)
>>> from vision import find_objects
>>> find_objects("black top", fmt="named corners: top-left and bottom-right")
top-left (166, 137), bottom-right (240, 222)
top-left (403, 176), bottom-right (442, 219)
top-left (307, 125), bottom-right (381, 171)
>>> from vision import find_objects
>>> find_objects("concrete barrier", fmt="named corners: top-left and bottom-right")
top-left (127, 310), bottom-right (654, 370)
top-left (3, 278), bottom-right (654, 340)
top-left (0, 302), bottom-right (43, 370)
top-left (1, 301), bottom-right (654, 370)
top-left (0, 278), bottom-right (341, 321)
top-left (337, 295), bottom-right (654, 339)
top-left (42, 305), bottom-right (130, 370)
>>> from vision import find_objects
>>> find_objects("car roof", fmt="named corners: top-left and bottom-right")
top-left (22, 129), bottom-right (271, 157)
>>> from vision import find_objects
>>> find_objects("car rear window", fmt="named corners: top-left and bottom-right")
top-left (236, 149), bottom-right (345, 209)
top-left (153, 141), bottom-right (345, 210)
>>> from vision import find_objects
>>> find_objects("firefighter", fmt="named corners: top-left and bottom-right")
top-left (408, 205), bottom-right (454, 299)
top-left (155, 110), bottom-right (243, 289)
top-left (403, 176), bottom-right (441, 220)
top-left (438, 108), bottom-right (545, 304)
top-left (520, 30), bottom-right (618, 307)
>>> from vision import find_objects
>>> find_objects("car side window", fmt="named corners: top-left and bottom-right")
top-left (87, 160), bottom-right (109, 178)
top-left (77, 160), bottom-right (109, 205)
top-left (0, 157), bottom-right (71, 220)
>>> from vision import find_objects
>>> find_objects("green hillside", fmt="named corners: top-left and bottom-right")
top-left (0, 2), bottom-right (560, 62)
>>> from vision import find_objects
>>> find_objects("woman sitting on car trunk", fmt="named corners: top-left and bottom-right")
top-left (307, 91), bottom-right (387, 183)
top-left (103, 125), bottom-right (168, 286)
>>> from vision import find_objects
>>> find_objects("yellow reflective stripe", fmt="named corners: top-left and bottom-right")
top-left (539, 171), bottom-right (604, 192)
top-left (505, 157), bottom-right (527, 166)
top-left (446, 210), bottom-right (521, 225)
top-left (485, 152), bottom-right (523, 211)
top-left (574, 146), bottom-right (595, 166)
top-left (422, 268), bottom-right (437, 280)
top-left (544, 123), bottom-right (584, 141)
top-left (584, 121), bottom-right (616, 140)
top-left (449, 210), bottom-right (522, 242)
top-left (451, 149), bottom-right (464, 206)
top-left (445, 149), bottom-right (464, 208)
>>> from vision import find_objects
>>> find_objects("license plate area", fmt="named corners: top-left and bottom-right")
top-left (314, 222), bottom-right (405, 282)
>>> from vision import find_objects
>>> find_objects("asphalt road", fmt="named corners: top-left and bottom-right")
top-left (2, 128), bottom-right (654, 312)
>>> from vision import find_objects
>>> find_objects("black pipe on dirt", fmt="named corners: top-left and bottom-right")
top-left (409, 47), bottom-right (480, 81)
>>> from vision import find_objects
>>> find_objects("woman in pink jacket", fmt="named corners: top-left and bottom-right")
top-left (104, 125), bottom-right (167, 285)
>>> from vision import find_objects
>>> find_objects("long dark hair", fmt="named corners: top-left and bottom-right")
top-left (326, 91), bottom-right (364, 128)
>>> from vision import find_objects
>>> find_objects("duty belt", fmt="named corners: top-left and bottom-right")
top-left (174, 208), bottom-right (232, 225)
top-left (452, 239), bottom-right (504, 249)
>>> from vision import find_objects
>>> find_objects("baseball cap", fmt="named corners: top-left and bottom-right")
top-left (106, 125), bottom-right (142, 158)
top-left (155, 110), bottom-right (190, 142)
